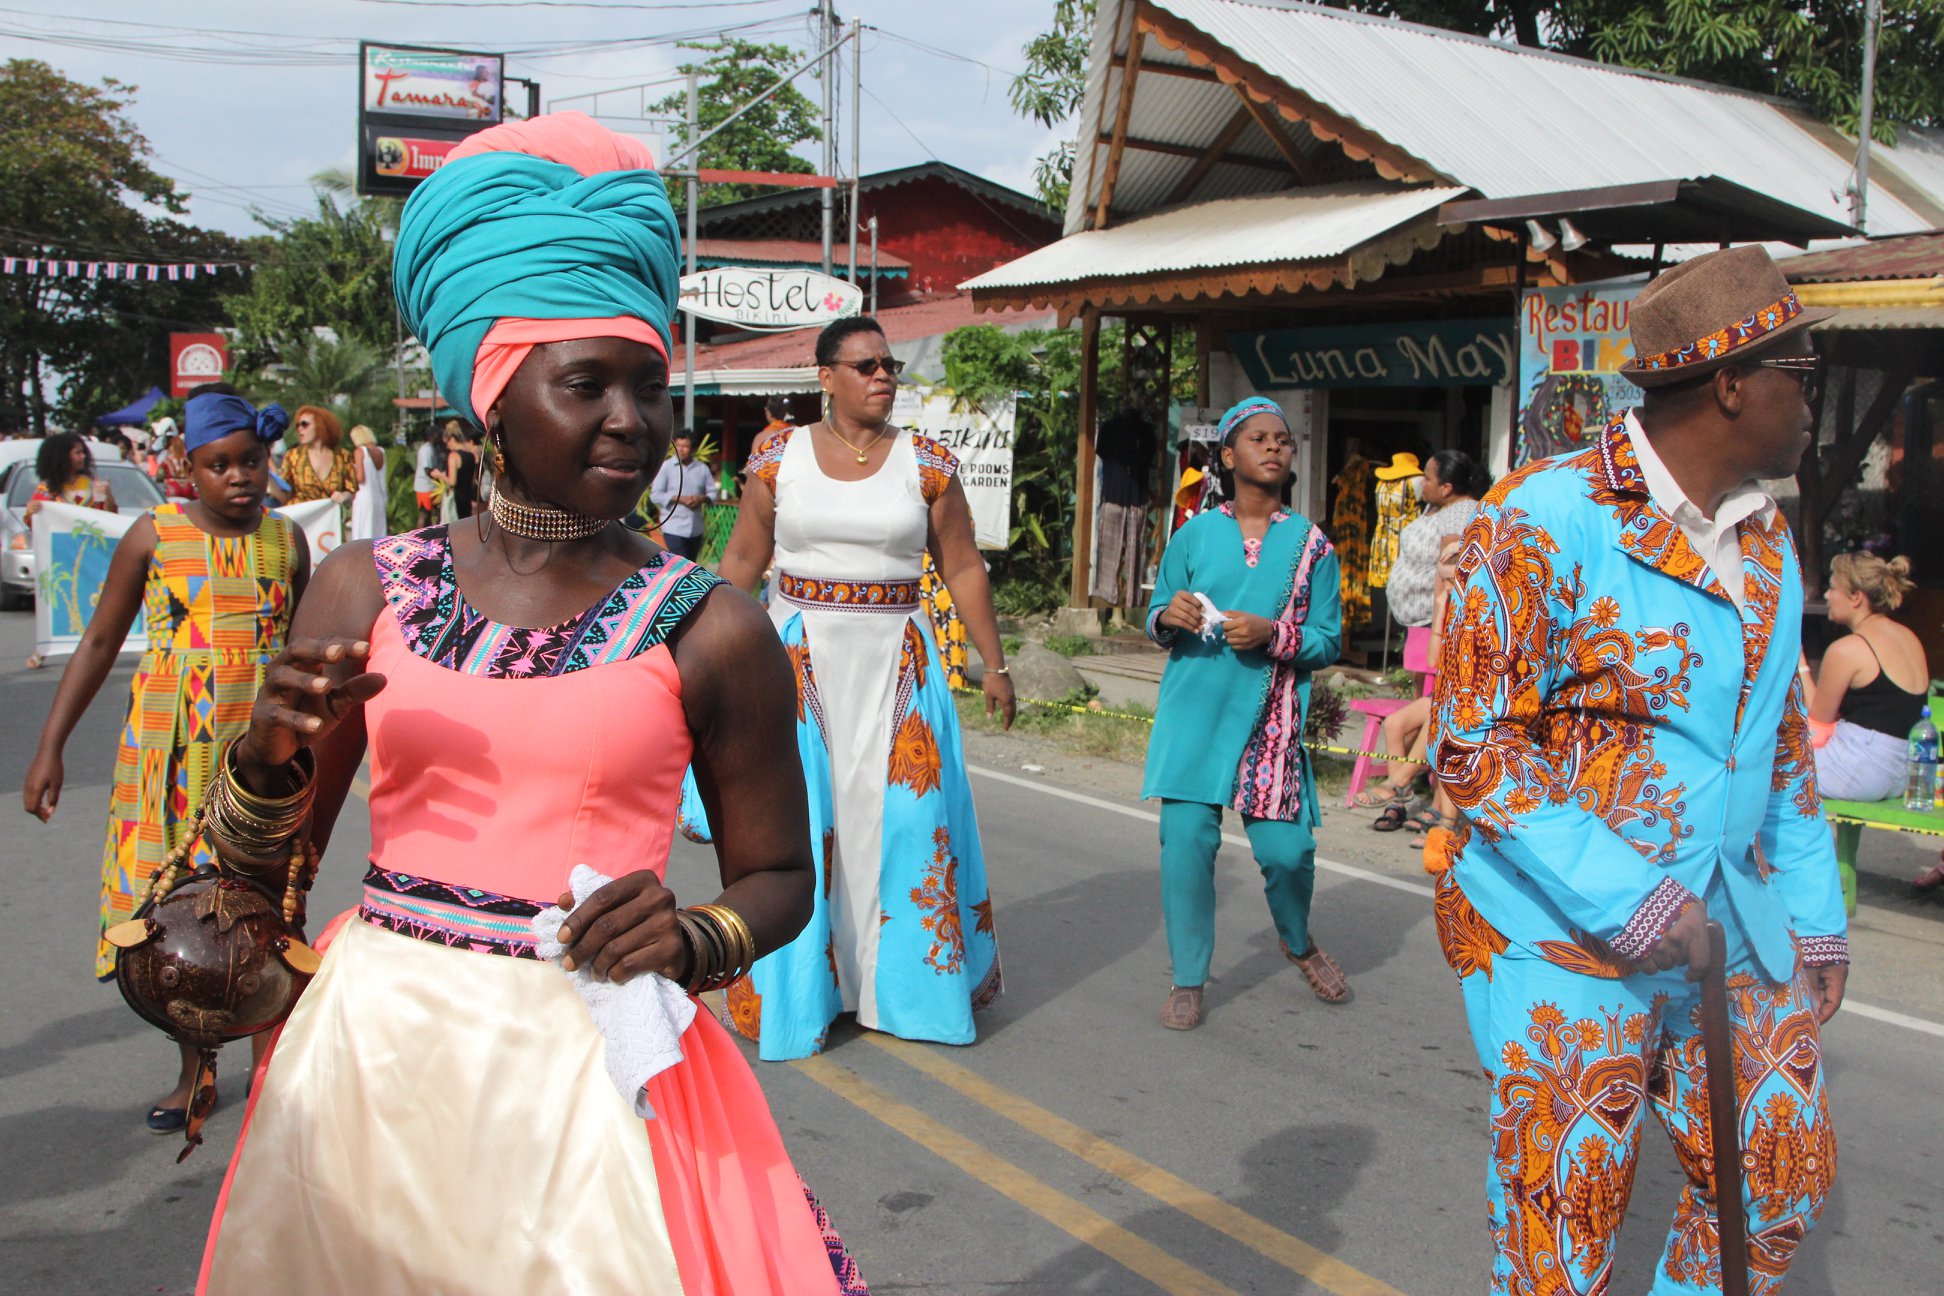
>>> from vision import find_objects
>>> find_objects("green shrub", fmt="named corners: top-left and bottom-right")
top-left (1045, 634), bottom-right (1096, 658)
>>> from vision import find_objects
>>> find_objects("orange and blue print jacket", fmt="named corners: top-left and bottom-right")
top-left (1429, 413), bottom-right (1846, 983)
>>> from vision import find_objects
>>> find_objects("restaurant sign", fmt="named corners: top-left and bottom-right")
top-left (362, 44), bottom-right (503, 121)
top-left (357, 43), bottom-right (503, 199)
top-left (678, 267), bottom-right (862, 332)
top-left (1231, 318), bottom-right (1515, 390)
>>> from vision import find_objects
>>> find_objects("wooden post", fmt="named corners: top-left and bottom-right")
top-left (1071, 309), bottom-right (1102, 608)
top-left (1093, 25), bottom-right (1146, 229)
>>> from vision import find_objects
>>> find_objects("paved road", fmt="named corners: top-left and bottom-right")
top-left (3, 604), bottom-right (1940, 1294)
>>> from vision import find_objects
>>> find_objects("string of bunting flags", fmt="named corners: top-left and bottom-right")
top-left (0, 257), bottom-right (245, 281)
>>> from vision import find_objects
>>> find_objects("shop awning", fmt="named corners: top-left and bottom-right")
top-left (1438, 177), bottom-right (1856, 248)
top-left (95, 386), bottom-right (165, 427)
top-left (964, 182), bottom-right (1465, 314)
top-left (669, 365), bottom-right (818, 397)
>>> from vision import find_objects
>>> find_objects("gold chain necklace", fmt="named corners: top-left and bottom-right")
top-left (487, 487), bottom-right (607, 542)
top-left (821, 419), bottom-right (886, 465)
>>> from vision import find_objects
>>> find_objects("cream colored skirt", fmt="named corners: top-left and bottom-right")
top-left (201, 918), bottom-right (685, 1293)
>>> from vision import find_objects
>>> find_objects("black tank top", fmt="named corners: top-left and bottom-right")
top-left (1837, 636), bottom-right (1926, 738)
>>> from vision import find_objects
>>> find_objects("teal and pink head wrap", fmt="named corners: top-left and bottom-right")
top-left (1217, 396), bottom-right (1288, 446)
top-left (392, 112), bottom-right (681, 427)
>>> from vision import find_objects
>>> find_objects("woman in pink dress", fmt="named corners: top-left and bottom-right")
top-left (195, 114), bottom-right (865, 1294)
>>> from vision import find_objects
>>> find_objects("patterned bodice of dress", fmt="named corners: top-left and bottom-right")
top-left (749, 429), bottom-right (955, 583)
top-left (143, 502), bottom-right (297, 663)
top-left (363, 527), bottom-right (721, 900)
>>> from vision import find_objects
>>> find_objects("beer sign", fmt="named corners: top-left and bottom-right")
top-left (678, 268), bottom-right (862, 332)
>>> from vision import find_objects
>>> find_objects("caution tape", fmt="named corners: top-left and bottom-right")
top-left (957, 685), bottom-right (1944, 838)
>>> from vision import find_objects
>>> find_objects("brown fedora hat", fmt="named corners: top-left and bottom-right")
top-left (1618, 244), bottom-right (1835, 387)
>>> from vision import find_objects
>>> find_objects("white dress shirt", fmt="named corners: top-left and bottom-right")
top-left (1625, 411), bottom-right (1772, 614)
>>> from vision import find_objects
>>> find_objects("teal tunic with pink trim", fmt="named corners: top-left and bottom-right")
top-left (1142, 505), bottom-right (1341, 823)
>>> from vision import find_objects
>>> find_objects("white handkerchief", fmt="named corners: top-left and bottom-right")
top-left (1193, 592), bottom-right (1226, 641)
top-left (532, 864), bottom-right (697, 1119)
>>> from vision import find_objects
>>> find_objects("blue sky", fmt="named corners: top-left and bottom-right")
top-left (6, 1), bottom-right (1071, 235)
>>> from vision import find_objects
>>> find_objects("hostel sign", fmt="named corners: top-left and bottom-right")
top-left (679, 267), bottom-right (862, 332)
top-left (1231, 319), bottom-right (1515, 391)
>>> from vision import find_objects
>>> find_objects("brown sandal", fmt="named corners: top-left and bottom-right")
top-left (1281, 941), bottom-right (1350, 1003)
top-left (1160, 985), bottom-right (1205, 1030)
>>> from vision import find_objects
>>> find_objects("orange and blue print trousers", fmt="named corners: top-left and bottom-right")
top-left (1158, 800), bottom-right (1314, 989)
top-left (1459, 945), bottom-right (1835, 1295)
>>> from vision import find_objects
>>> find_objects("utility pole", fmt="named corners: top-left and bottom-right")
top-left (820, 0), bottom-right (836, 275)
top-left (847, 17), bottom-right (862, 286)
top-left (1852, 0), bottom-right (1882, 232)
top-left (684, 68), bottom-right (699, 437)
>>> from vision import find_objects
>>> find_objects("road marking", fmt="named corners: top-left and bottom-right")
top-left (968, 765), bottom-right (1430, 898)
top-left (1842, 1000), bottom-right (1944, 1038)
top-left (968, 764), bottom-right (1944, 1044)
top-left (793, 1054), bottom-right (1242, 1296)
top-left (865, 1034), bottom-right (1406, 1296)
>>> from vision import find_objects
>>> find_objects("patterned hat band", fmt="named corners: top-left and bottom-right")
top-left (1635, 292), bottom-right (1803, 374)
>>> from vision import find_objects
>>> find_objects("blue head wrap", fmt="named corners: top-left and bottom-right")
top-left (392, 121), bottom-right (682, 426)
top-left (184, 391), bottom-right (290, 454)
top-left (1217, 397), bottom-right (1288, 445)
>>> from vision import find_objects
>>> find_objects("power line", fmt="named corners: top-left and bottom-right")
top-left (352, 0), bottom-right (796, 9)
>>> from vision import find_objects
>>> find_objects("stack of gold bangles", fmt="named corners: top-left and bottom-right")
top-left (203, 741), bottom-right (317, 877)
top-left (675, 903), bottom-right (755, 994)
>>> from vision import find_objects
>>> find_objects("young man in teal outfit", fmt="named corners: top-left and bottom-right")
top-left (1144, 398), bottom-right (1345, 1031)
top-left (1430, 246), bottom-right (1848, 1294)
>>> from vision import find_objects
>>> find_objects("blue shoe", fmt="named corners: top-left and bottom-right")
top-left (146, 1104), bottom-right (187, 1134)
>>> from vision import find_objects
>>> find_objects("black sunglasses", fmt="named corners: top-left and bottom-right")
top-left (830, 357), bottom-right (905, 379)
top-left (1755, 356), bottom-right (1823, 403)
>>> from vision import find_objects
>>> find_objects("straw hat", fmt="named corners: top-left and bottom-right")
top-left (1373, 452), bottom-right (1422, 481)
top-left (1618, 244), bottom-right (1834, 387)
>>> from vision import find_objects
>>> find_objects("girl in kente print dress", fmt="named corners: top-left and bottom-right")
top-left (1143, 397), bottom-right (1346, 1032)
top-left (25, 386), bottom-right (307, 1132)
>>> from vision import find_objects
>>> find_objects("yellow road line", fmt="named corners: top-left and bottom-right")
top-left (864, 1035), bottom-right (1406, 1296)
top-left (793, 1054), bottom-right (1241, 1296)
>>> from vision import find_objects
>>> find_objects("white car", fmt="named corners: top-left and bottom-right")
top-left (1, 456), bottom-right (163, 610)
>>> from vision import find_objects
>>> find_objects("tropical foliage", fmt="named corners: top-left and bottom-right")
top-left (651, 38), bottom-right (826, 208)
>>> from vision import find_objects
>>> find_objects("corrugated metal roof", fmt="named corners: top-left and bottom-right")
top-left (1067, 0), bottom-right (1942, 239)
top-left (1780, 232), bottom-right (1944, 283)
top-left (1809, 307), bottom-right (1944, 331)
top-left (969, 183), bottom-right (1461, 289)
top-left (691, 238), bottom-right (911, 275)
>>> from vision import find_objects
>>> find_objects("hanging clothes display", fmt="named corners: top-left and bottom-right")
top-left (1328, 451), bottom-right (1374, 632)
top-left (1092, 408), bottom-right (1156, 606)
top-left (1367, 453), bottom-right (1423, 590)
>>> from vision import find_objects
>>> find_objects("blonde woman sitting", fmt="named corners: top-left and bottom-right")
top-left (1808, 552), bottom-right (1928, 803)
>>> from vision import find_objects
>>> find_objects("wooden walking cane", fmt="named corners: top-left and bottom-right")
top-left (1698, 921), bottom-right (1751, 1296)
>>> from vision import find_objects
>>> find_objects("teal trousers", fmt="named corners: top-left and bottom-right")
top-left (1158, 799), bottom-right (1315, 988)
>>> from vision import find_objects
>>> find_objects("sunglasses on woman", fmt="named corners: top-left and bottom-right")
top-left (830, 357), bottom-right (905, 378)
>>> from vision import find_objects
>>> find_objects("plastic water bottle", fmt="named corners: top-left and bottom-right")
top-left (1906, 707), bottom-right (1939, 811)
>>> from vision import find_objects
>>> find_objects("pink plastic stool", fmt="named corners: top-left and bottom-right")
top-left (1343, 697), bottom-right (1409, 808)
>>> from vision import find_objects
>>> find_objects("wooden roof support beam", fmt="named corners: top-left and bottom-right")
top-left (1138, 60), bottom-right (1219, 83)
top-left (1094, 131), bottom-right (1286, 171)
top-left (1094, 22), bottom-right (1147, 230)
top-left (1135, 5), bottom-right (1438, 185)
top-left (1165, 106), bottom-right (1254, 205)
top-left (1231, 81), bottom-right (1322, 186)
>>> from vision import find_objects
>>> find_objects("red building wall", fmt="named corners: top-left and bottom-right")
top-left (858, 176), bottom-right (1059, 294)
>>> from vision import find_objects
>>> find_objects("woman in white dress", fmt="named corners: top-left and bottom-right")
top-left (347, 424), bottom-right (389, 541)
top-left (708, 316), bottom-right (1014, 1060)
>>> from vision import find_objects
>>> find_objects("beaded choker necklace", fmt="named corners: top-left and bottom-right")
top-left (487, 488), bottom-right (608, 542)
